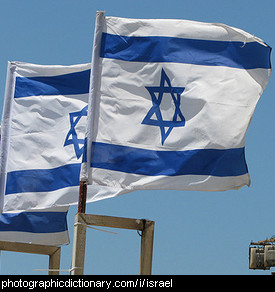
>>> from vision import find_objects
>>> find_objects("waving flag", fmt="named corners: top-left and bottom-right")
top-left (1, 123), bottom-right (68, 245)
top-left (82, 12), bottom-right (271, 192)
top-left (0, 207), bottom-right (69, 245)
top-left (0, 62), bottom-right (89, 212)
top-left (0, 61), bottom-right (124, 245)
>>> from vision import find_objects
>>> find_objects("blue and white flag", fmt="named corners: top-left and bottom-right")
top-left (0, 61), bottom-right (123, 245)
top-left (1, 123), bottom-right (69, 245)
top-left (82, 12), bottom-right (272, 192)
top-left (0, 207), bottom-right (69, 246)
top-left (0, 62), bottom-right (90, 213)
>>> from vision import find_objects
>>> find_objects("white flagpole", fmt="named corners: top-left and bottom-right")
top-left (71, 11), bottom-right (105, 275)
top-left (0, 62), bottom-right (16, 211)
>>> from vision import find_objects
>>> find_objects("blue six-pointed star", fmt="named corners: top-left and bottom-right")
top-left (142, 69), bottom-right (186, 145)
top-left (64, 105), bottom-right (88, 159)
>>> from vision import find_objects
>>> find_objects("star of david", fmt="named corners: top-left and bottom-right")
top-left (142, 68), bottom-right (185, 145)
top-left (64, 105), bottom-right (88, 159)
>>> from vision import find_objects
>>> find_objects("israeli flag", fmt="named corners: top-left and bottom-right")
top-left (0, 62), bottom-right (90, 212)
top-left (0, 62), bottom-right (123, 245)
top-left (0, 207), bottom-right (69, 246)
top-left (82, 12), bottom-right (271, 192)
top-left (1, 124), bottom-right (68, 245)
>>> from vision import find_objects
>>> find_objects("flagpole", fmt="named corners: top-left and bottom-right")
top-left (71, 11), bottom-right (105, 275)
top-left (71, 180), bottom-right (88, 275)
top-left (78, 180), bottom-right (87, 213)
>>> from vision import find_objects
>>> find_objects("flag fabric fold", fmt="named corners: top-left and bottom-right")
top-left (0, 61), bottom-right (124, 245)
top-left (0, 122), bottom-right (69, 245)
top-left (0, 62), bottom-right (90, 213)
top-left (0, 61), bottom-right (123, 212)
top-left (0, 207), bottom-right (69, 246)
top-left (82, 12), bottom-right (272, 192)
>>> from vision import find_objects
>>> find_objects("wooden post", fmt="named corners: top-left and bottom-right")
top-left (70, 213), bottom-right (87, 275)
top-left (48, 247), bottom-right (61, 275)
top-left (140, 220), bottom-right (155, 275)
top-left (70, 213), bottom-right (155, 275)
top-left (0, 241), bottom-right (61, 275)
top-left (71, 181), bottom-right (88, 275)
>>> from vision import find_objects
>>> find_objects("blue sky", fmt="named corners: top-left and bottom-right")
top-left (0, 0), bottom-right (274, 274)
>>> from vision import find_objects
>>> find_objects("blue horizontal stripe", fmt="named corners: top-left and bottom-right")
top-left (100, 33), bottom-right (271, 69)
top-left (14, 69), bottom-right (90, 98)
top-left (5, 163), bottom-right (81, 195)
top-left (0, 211), bottom-right (68, 233)
top-left (91, 142), bottom-right (248, 177)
